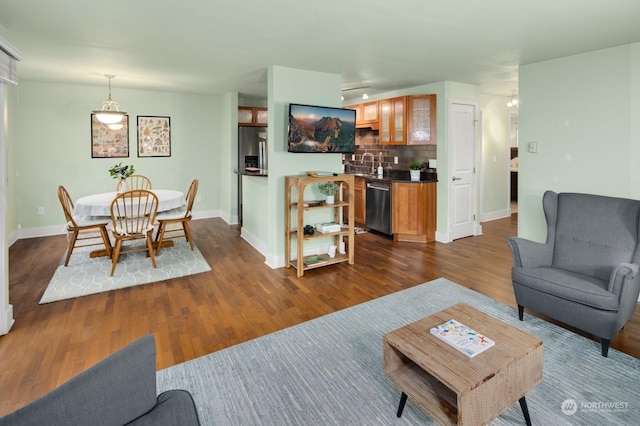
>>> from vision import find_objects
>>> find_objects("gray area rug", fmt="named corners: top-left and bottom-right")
top-left (40, 240), bottom-right (211, 304)
top-left (158, 277), bottom-right (639, 425)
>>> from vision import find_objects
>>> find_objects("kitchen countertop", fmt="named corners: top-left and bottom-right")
top-left (241, 168), bottom-right (268, 177)
top-left (349, 171), bottom-right (438, 183)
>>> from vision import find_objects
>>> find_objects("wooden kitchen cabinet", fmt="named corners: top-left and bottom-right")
top-left (342, 176), bottom-right (365, 225)
top-left (407, 94), bottom-right (437, 145)
top-left (345, 101), bottom-right (379, 130)
top-left (353, 177), bottom-right (366, 225)
top-left (379, 96), bottom-right (407, 145)
top-left (392, 182), bottom-right (436, 242)
top-left (238, 107), bottom-right (268, 126)
top-left (378, 94), bottom-right (437, 145)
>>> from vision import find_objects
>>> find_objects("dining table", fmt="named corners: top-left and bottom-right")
top-left (73, 189), bottom-right (185, 258)
top-left (73, 189), bottom-right (185, 217)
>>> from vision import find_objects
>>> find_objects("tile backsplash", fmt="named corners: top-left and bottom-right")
top-left (343, 129), bottom-right (437, 174)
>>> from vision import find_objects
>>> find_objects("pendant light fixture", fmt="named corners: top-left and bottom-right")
top-left (507, 90), bottom-right (519, 108)
top-left (93, 74), bottom-right (126, 124)
top-left (107, 123), bottom-right (124, 130)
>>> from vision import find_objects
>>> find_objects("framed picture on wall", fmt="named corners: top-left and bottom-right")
top-left (137, 116), bottom-right (171, 157)
top-left (91, 114), bottom-right (129, 158)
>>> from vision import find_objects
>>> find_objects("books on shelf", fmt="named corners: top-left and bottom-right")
top-left (430, 319), bottom-right (495, 358)
top-left (302, 200), bottom-right (324, 207)
top-left (306, 171), bottom-right (336, 177)
top-left (303, 255), bottom-right (328, 266)
top-left (316, 222), bottom-right (342, 233)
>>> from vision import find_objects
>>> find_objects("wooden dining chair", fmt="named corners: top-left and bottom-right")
top-left (154, 179), bottom-right (199, 255)
top-left (57, 185), bottom-right (112, 266)
top-left (109, 189), bottom-right (159, 276)
top-left (116, 174), bottom-right (152, 191)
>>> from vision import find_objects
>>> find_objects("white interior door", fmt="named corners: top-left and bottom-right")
top-left (449, 101), bottom-right (477, 240)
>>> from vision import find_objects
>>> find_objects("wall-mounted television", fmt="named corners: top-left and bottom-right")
top-left (287, 103), bottom-right (356, 153)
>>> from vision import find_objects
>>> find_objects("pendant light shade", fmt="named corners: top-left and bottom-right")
top-left (93, 74), bottom-right (126, 124)
top-left (507, 90), bottom-right (519, 108)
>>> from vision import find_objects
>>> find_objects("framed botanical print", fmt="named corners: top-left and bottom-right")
top-left (137, 116), bottom-right (171, 157)
top-left (91, 114), bottom-right (129, 158)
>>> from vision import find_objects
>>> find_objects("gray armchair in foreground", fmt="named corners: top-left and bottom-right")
top-left (0, 334), bottom-right (200, 426)
top-left (508, 191), bottom-right (640, 357)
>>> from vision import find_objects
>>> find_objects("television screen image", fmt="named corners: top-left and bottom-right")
top-left (288, 103), bottom-right (356, 153)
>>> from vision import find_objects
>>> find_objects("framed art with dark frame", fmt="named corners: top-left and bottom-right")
top-left (91, 114), bottom-right (129, 158)
top-left (137, 116), bottom-right (171, 157)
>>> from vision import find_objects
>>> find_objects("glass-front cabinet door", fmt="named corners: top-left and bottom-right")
top-left (407, 94), bottom-right (437, 145)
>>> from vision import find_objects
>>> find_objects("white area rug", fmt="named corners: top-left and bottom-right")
top-left (158, 278), bottom-right (639, 425)
top-left (40, 240), bottom-right (211, 304)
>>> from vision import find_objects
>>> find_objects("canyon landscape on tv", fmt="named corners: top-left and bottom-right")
top-left (288, 104), bottom-right (356, 153)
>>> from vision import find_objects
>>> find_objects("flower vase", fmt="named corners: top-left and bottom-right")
top-left (119, 179), bottom-right (129, 193)
top-left (325, 194), bottom-right (335, 205)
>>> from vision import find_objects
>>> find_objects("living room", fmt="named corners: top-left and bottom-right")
top-left (2, 1), bottom-right (640, 423)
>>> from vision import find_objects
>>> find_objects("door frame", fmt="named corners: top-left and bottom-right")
top-left (447, 99), bottom-right (481, 242)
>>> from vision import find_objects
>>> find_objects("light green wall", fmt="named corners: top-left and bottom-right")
top-left (13, 81), bottom-right (223, 232)
top-left (6, 83), bottom-right (18, 233)
top-left (479, 94), bottom-right (511, 217)
top-left (220, 92), bottom-right (238, 222)
top-left (260, 66), bottom-right (342, 264)
top-left (519, 42), bottom-right (640, 241)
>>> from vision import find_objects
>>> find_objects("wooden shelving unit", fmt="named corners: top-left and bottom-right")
top-left (285, 174), bottom-right (355, 277)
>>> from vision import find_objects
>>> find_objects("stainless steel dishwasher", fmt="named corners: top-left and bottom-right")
top-left (366, 181), bottom-right (392, 235)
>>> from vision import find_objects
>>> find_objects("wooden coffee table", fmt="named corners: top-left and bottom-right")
top-left (383, 303), bottom-right (543, 425)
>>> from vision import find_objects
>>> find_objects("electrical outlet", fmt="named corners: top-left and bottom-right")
top-left (527, 141), bottom-right (538, 153)
top-left (394, 156), bottom-right (398, 164)
top-left (38, 207), bottom-right (45, 215)
top-left (351, 154), bottom-right (355, 161)
top-left (196, 196), bottom-right (202, 203)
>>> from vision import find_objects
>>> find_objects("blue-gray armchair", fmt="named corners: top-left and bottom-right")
top-left (507, 191), bottom-right (640, 357)
top-left (0, 334), bottom-right (200, 425)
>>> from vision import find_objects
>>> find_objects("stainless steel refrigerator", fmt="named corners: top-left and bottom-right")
top-left (238, 127), bottom-right (267, 224)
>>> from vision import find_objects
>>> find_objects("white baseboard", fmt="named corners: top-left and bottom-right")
top-left (12, 210), bottom-right (222, 242)
top-left (435, 231), bottom-right (450, 243)
top-left (480, 208), bottom-right (511, 222)
top-left (0, 304), bottom-right (14, 336)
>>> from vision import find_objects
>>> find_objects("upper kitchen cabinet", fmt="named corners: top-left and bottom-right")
top-left (238, 107), bottom-right (268, 127)
top-left (379, 96), bottom-right (407, 145)
top-left (378, 94), bottom-right (437, 146)
top-left (345, 101), bottom-right (379, 130)
top-left (407, 94), bottom-right (436, 145)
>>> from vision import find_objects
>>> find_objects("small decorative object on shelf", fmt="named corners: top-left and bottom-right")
top-left (306, 171), bottom-right (336, 177)
top-left (303, 255), bottom-right (327, 266)
top-left (317, 181), bottom-right (340, 204)
top-left (409, 161), bottom-right (422, 181)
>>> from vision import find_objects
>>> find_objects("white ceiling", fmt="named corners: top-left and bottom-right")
top-left (1, 0), bottom-right (640, 100)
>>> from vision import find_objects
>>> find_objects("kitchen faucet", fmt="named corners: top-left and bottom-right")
top-left (361, 152), bottom-right (375, 174)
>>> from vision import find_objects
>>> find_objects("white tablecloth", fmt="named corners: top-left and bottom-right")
top-left (73, 190), bottom-right (185, 217)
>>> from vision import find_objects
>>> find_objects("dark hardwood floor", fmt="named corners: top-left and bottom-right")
top-left (1, 213), bottom-right (639, 415)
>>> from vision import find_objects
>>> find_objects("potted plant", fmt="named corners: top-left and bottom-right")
top-left (317, 181), bottom-right (340, 204)
top-left (109, 162), bottom-right (135, 192)
top-left (409, 161), bottom-right (422, 181)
